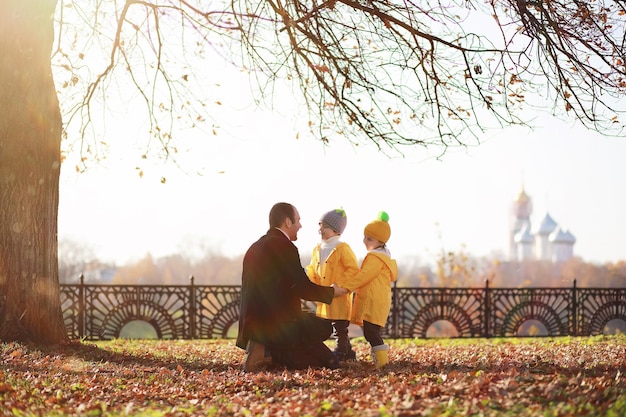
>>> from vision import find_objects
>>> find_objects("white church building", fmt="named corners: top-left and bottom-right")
top-left (509, 186), bottom-right (576, 262)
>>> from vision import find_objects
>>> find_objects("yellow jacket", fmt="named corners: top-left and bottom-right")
top-left (306, 242), bottom-right (359, 320)
top-left (346, 249), bottom-right (398, 327)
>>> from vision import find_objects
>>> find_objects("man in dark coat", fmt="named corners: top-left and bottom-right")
top-left (236, 202), bottom-right (348, 370)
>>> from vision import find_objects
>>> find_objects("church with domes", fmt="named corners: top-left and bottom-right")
top-left (509, 186), bottom-right (576, 262)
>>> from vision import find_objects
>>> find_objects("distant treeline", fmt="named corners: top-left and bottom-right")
top-left (60, 239), bottom-right (626, 289)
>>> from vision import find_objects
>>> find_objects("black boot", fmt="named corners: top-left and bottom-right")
top-left (333, 347), bottom-right (357, 362)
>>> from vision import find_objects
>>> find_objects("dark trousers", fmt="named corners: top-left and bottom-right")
top-left (268, 313), bottom-right (338, 369)
top-left (363, 320), bottom-right (384, 347)
top-left (332, 319), bottom-right (353, 353)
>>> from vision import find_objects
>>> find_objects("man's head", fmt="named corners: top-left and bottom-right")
top-left (269, 202), bottom-right (302, 241)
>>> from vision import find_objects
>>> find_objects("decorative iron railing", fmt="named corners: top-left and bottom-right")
top-left (60, 277), bottom-right (626, 340)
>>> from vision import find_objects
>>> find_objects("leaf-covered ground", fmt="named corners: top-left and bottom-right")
top-left (1, 336), bottom-right (625, 416)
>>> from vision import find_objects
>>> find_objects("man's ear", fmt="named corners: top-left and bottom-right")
top-left (284, 217), bottom-right (293, 228)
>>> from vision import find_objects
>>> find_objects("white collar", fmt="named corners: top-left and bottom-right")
top-left (274, 227), bottom-right (290, 240)
top-left (320, 235), bottom-right (341, 248)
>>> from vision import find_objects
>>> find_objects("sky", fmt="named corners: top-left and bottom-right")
top-left (54, 5), bottom-right (626, 268)
top-left (58, 97), bottom-right (626, 267)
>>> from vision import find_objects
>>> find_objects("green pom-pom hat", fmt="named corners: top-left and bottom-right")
top-left (365, 211), bottom-right (391, 243)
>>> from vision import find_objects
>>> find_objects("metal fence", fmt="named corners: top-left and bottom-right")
top-left (60, 276), bottom-right (626, 340)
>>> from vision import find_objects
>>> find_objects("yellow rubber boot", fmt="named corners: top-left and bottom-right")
top-left (372, 344), bottom-right (389, 369)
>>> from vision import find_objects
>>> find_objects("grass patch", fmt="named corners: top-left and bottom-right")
top-left (1, 335), bottom-right (625, 416)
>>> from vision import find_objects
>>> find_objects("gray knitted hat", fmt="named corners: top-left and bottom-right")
top-left (320, 209), bottom-right (348, 234)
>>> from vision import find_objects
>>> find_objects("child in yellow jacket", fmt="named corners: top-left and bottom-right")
top-left (306, 208), bottom-right (359, 361)
top-left (344, 211), bottom-right (398, 369)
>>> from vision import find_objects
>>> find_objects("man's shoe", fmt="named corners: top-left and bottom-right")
top-left (243, 340), bottom-right (270, 371)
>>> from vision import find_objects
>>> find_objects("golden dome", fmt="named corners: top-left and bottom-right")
top-left (515, 186), bottom-right (529, 203)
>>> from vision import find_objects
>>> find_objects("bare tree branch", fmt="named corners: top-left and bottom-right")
top-left (54, 0), bottom-right (626, 165)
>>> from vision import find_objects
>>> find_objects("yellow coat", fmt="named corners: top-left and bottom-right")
top-left (306, 242), bottom-right (359, 320)
top-left (346, 250), bottom-right (398, 327)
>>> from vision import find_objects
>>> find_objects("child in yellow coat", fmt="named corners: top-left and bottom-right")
top-left (306, 208), bottom-right (359, 361)
top-left (344, 211), bottom-right (398, 369)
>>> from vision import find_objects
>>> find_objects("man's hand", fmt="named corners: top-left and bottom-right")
top-left (332, 285), bottom-right (348, 298)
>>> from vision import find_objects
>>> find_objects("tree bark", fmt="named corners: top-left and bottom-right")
top-left (0, 0), bottom-right (67, 344)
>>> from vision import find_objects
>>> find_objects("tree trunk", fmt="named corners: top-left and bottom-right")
top-left (0, 0), bottom-right (67, 344)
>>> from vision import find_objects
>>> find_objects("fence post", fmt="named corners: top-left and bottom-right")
top-left (189, 275), bottom-right (196, 339)
top-left (392, 280), bottom-right (398, 338)
top-left (484, 279), bottom-right (490, 338)
top-left (78, 274), bottom-right (85, 338)
top-left (572, 279), bottom-right (578, 336)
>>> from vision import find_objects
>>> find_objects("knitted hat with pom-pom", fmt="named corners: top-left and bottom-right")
top-left (364, 211), bottom-right (391, 243)
top-left (320, 208), bottom-right (348, 234)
